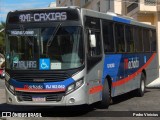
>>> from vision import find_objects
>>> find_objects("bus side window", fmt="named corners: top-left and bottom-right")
top-left (151, 30), bottom-right (157, 52)
top-left (102, 21), bottom-right (115, 53)
top-left (135, 27), bottom-right (143, 52)
top-left (115, 24), bottom-right (125, 52)
top-left (125, 25), bottom-right (134, 53)
top-left (143, 29), bottom-right (150, 52)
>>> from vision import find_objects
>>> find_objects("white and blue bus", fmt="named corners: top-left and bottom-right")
top-left (5, 7), bottom-right (158, 108)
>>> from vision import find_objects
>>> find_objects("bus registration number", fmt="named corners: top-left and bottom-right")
top-left (32, 97), bottom-right (46, 102)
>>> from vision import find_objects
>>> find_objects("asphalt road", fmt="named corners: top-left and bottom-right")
top-left (0, 79), bottom-right (160, 120)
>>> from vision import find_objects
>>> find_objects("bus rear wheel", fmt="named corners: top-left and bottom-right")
top-left (137, 73), bottom-right (146, 97)
top-left (98, 79), bottom-right (111, 109)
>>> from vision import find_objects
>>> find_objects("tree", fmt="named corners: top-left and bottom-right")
top-left (0, 22), bottom-right (5, 54)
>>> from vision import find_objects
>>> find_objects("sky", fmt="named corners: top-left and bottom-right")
top-left (0, 0), bottom-right (56, 22)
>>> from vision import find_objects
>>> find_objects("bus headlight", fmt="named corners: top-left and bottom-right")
top-left (5, 72), bottom-right (10, 81)
top-left (75, 79), bottom-right (83, 88)
top-left (66, 79), bottom-right (84, 95)
top-left (9, 85), bottom-right (15, 92)
top-left (5, 81), bottom-right (15, 94)
top-left (67, 84), bottom-right (75, 94)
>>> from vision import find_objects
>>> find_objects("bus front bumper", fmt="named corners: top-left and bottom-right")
top-left (5, 84), bottom-right (88, 106)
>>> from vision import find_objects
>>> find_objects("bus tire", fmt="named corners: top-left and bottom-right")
top-left (137, 73), bottom-right (146, 97)
top-left (98, 79), bottom-right (111, 109)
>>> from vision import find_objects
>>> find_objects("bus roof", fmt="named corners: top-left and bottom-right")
top-left (7, 6), bottom-right (155, 29)
top-left (9, 6), bottom-right (80, 13)
top-left (81, 8), bottom-right (155, 29)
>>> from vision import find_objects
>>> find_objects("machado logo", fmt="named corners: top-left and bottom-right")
top-left (24, 85), bottom-right (43, 90)
top-left (124, 57), bottom-right (139, 69)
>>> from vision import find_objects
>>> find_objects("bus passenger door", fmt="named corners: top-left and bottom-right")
top-left (86, 29), bottom-right (103, 104)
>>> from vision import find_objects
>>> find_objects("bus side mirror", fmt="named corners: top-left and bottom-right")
top-left (89, 34), bottom-right (96, 48)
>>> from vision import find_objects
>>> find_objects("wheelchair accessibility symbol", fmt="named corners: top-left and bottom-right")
top-left (39, 58), bottom-right (50, 70)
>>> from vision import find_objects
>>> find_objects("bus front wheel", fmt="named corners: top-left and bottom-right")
top-left (98, 79), bottom-right (111, 109)
top-left (137, 73), bottom-right (146, 97)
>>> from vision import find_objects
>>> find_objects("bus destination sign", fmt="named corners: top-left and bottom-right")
top-left (19, 12), bottom-right (67, 22)
top-left (8, 9), bottom-right (79, 24)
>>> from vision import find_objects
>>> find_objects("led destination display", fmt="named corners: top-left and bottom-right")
top-left (7, 9), bottom-right (79, 23)
top-left (19, 12), bottom-right (67, 22)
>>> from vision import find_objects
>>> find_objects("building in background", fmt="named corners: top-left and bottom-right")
top-left (56, 0), bottom-right (123, 14)
top-left (123, 0), bottom-right (157, 25)
top-left (49, 2), bottom-right (56, 7)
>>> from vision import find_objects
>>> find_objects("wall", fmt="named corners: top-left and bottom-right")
top-left (137, 13), bottom-right (156, 25)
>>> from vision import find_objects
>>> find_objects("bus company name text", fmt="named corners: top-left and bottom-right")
top-left (19, 12), bottom-right (67, 22)
top-left (24, 85), bottom-right (43, 90)
top-left (23, 85), bottom-right (65, 90)
top-left (124, 57), bottom-right (139, 69)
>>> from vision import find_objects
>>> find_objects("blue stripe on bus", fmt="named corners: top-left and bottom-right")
top-left (113, 17), bottom-right (131, 24)
top-left (102, 53), bottom-right (156, 96)
top-left (10, 77), bottom-right (75, 89)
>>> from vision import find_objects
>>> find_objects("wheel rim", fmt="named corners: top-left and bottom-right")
top-left (141, 80), bottom-right (145, 92)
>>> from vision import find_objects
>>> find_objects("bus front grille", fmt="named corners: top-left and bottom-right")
top-left (16, 91), bottom-right (64, 102)
top-left (10, 70), bottom-right (70, 82)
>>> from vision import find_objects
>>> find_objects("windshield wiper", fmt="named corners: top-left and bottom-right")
top-left (47, 23), bottom-right (62, 46)
top-left (19, 25), bottom-right (33, 46)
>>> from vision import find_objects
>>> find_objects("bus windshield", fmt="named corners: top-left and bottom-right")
top-left (6, 26), bottom-right (84, 70)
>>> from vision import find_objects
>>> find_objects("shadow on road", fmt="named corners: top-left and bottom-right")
top-left (112, 89), bottom-right (151, 105)
top-left (0, 89), bottom-right (152, 117)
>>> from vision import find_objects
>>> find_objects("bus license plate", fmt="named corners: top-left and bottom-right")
top-left (32, 97), bottom-right (46, 102)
